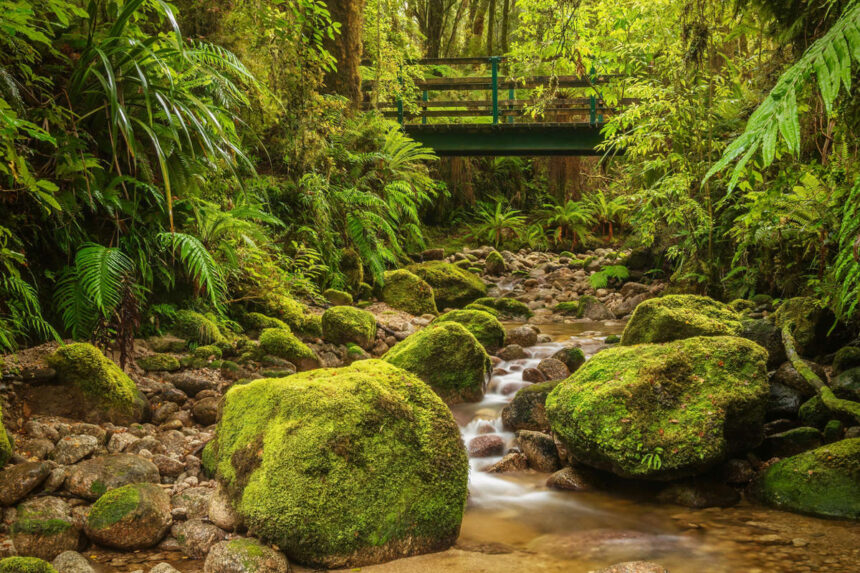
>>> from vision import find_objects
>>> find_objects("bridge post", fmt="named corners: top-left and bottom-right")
top-left (422, 90), bottom-right (428, 125)
top-left (508, 87), bottom-right (515, 124)
top-left (490, 56), bottom-right (501, 124)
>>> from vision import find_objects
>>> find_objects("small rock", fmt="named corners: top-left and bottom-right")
top-left (546, 467), bottom-right (595, 491)
top-left (52, 552), bottom-right (96, 573)
top-left (497, 344), bottom-right (528, 361)
top-left (107, 432), bottom-right (140, 454)
top-left (50, 435), bottom-right (99, 465)
top-left (536, 358), bottom-right (569, 381)
top-left (11, 496), bottom-right (80, 560)
top-left (66, 454), bottom-right (160, 500)
top-left (485, 452), bottom-right (528, 473)
top-left (657, 480), bottom-right (740, 508)
top-left (208, 483), bottom-right (241, 532)
top-left (506, 326), bottom-right (538, 348)
top-left (516, 430), bottom-right (560, 472)
top-left (152, 455), bottom-right (185, 477)
top-left (592, 562), bottom-right (668, 573)
top-left (192, 397), bottom-right (219, 426)
top-left (85, 482), bottom-right (172, 550)
top-left (204, 538), bottom-right (289, 573)
top-left (522, 368), bottom-right (546, 383)
top-left (0, 461), bottom-right (52, 506)
top-left (467, 435), bottom-right (505, 458)
top-left (172, 518), bottom-right (227, 558)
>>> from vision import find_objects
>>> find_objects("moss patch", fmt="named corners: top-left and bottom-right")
top-left (324, 289), bottom-right (354, 306)
top-left (432, 309), bottom-right (505, 352)
top-left (472, 297), bottom-right (533, 319)
top-left (0, 558), bottom-right (57, 573)
top-left (407, 262), bottom-right (487, 309)
top-left (244, 312), bottom-right (289, 333)
top-left (138, 353), bottom-right (180, 372)
top-left (772, 297), bottom-right (831, 357)
top-left (321, 306), bottom-right (377, 349)
top-left (171, 310), bottom-right (227, 345)
top-left (258, 328), bottom-right (318, 370)
top-left (87, 484), bottom-right (141, 530)
top-left (621, 295), bottom-right (742, 345)
top-left (381, 270), bottom-right (438, 316)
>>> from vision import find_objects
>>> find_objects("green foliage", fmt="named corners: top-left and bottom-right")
top-left (537, 200), bottom-right (594, 251)
top-left (589, 265), bottom-right (630, 289)
top-left (468, 202), bottom-right (526, 248)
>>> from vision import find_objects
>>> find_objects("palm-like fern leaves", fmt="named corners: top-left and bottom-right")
top-left (157, 232), bottom-right (227, 309)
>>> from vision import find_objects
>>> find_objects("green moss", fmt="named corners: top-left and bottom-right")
top-left (171, 310), bottom-right (227, 345)
top-left (383, 322), bottom-right (490, 404)
top-left (10, 518), bottom-right (71, 536)
top-left (823, 419), bottom-right (844, 442)
top-left (0, 558), bottom-right (57, 573)
top-left (546, 336), bottom-right (769, 479)
top-left (321, 306), bottom-right (377, 349)
top-left (559, 251), bottom-right (575, 259)
top-left (300, 314), bottom-right (323, 338)
top-left (244, 312), bottom-right (289, 332)
top-left (258, 328), bottom-right (318, 369)
top-left (194, 344), bottom-right (223, 360)
top-left (605, 334), bottom-right (620, 344)
top-left (472, 297), bottom-right (533, 319)
top-left (90, 480), bottom-right (107, 497)
top-left (553, 301), bottom-right (580, 316)
top-left (432, 309), bottom-right (505, 352)
top-left (833, 347), bottom-right (860, 375)
top-left (799, 395), bottom-right (830, 427)
top-left (728, 299), bottom-right (756, 313)
top-left (463, 302), bottom-right (499, 317)
top-left (484, 251), bottom-right (506, 275)
top-left (621, 295), bottom-right (742, 345)
top-left (407, 262), bottom-right (487, 309)
top-left (47, 343), bottom-right (147, 420)
top-left (381, 270), bottom-right (438, 315)
top-left (552, 347), bottom-right (586, 373)
top-left (262, 294), bottom-right (307, 332)
top-left (207, 360), bottom-right (468, 568)
top-left (137, 353), bottom-right (180, 372)
top-left (0, 403), bottom-right (10, 468)
top-left (501, 380), bottom-right (560, 432)
top-left (751, 293), bottom-right (773, 305)
top-left (454, 259), bottom-right (471, 269)
top-left (755, 438), bottom-right (860, 519)
top-left (86, 483), bottom-right (142, 530)
top-left (356, 282), bottom-right (373, 301)
top-left (324, 289), bottom-right (353, 306)
top-left (341, 249), bottom-right (364, 292)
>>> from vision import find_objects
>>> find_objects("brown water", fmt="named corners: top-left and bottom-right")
top-left (88, 320), bottom-right (860, 573)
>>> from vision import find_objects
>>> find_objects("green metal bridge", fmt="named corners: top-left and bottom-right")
top-left (361, 57), bottom-right (624, 156)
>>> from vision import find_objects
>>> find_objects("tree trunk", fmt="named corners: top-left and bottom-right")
top-left (425, 0), bottom-right (445, 57)
top-left (323, 0), bottom-right (367, 104)
top-left (487, 0), bottom-right (496, 55)
top-left (500, 0), bottom-right (510, 53)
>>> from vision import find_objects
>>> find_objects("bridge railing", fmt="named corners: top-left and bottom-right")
top-left (360, 56), bottom-right (620, 126)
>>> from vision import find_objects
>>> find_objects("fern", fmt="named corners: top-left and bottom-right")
top-left (833, 180), bottom-right (860, 321)
top-left (706, 4), bottom-right (860, 188)
top-left (158, 232), bottom-right (227, 309)
top-left (74, 244), bottom-right (134, 314)
top-left (589, 265), bottom-right (630, 289)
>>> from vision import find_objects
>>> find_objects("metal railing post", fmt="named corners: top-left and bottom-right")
top-left (588, 64), bottom-right (597, 125)
top-left (422, 90), bottom-right (428, 125)
top-left (490, 56), bottom-right (500, 124)
top-left (508, 88), bottom-right (515, 124)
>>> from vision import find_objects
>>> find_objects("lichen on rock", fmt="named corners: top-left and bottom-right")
top-left (621, 295), bottom-right (742, 345)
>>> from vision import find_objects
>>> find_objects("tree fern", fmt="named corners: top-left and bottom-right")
top-left (158, 232), bottom-right (227, 308)
top-left (706, 4), bottom-right (860, 188)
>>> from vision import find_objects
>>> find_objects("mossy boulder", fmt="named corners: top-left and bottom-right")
top-left (463, 302), bottom-right (499, 317)
top-left (46, 343), bottom-right (149, 425)
top-left (472, 297), bottom-right (533, 319)
top-left (553, 301), bottom-right (580, 316)
top-left (832, 367), bottom-right (860, 401)
top-left (171, 310), bottom-right (228, 345)
top-left (258, 328), bottom-right (319, 371)
top-left (85, 482), bottom-right (172, 549)
top-left (833, 346), bottom-right (860, 376)
top-left (501, 381), bottom-right (560, 432)
top-left (206, 360), bottom-right (468, 568)
top-left (323, 289), bottom-right (353, 306)
top-left (546, 336), bottom-right (769, 480)
top-left (380, 269), bottom-right (438, 316)
top-left (621, 295), bottom-right (742, 346)
top-left (407, 262), bottom-right (487, 309)
top-left (0, 558), bottom-right (56, 573)
top-left (0, 404), bottom-right (10, 469)
top-left (383, 323), bottom-right (491, 404)
top-left (204, 539), bottom-right (289, 573)
top-left (740, 318), bottom-right (786, 369)
top-left (10, 497), bottom-right (79, 560)
top-left (243, 312), bottom-right (289, 334)
top-left (551, 347), bottom-right (586, 373)
top-left (138, 353), bottom-right (181, 372)
top-left (300, 314), bottom-right (323, 338)
top-left (772, 296), bottom-right (832, 357)
top-left (484, 251), bottom-right (506, 275)
top-left (321, 306), bottom-right (377, 350)
top-left (754, 438), bottom-right (860, 519)
top-left (432, 309), bottom-right (505, 352)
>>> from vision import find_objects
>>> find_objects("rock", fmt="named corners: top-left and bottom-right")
top-left (551, 347), bottom-right (586, 373)
top-left (17, 438), bottom-right (54, 460)
top-left (420, 248), bottom-right (444, 261)
top-left (721, 459), bottom-right (755, 484)
top-left (621, 295), bottom-right (742, 345)
top-left (764, 426), bottom-right (822, 457)
top-left (470, 297), bottom-right (532, 319)
top-left (0, 558), bottom-right (57, 573)
top-left (192, 397), bottom-right (220, 426)
top-left (547, 336), bottom-right (769, 479)
top-left (522, 368), bottom-right (545, 383)
top-left (166, 374), bottom-right (217, 397)
top-left (138, 354), bottom-right (181, 372)
top-left (208, 484), bottom-right (241, 532)
top-left (42, 343), bottom-right (150, 425)
top-left (767, 382), bottom-right (803, 419)
top-left (484, 251), bottom-right (506, 275)
top-left (612, 293), bottom-right (650, 318)
top-left (432, 310), bottom-right (505, 352)
top-left (258, 328), bottom-right (319, 371)
top-left (485, 452), bottom-right (528, 473)
top-left (152, 455), bottom-right (185, 477)
top-left (107, 432), bottom-right (139, 454)
top-left (380, 270), bottom-right (438, 315)
top-left (832, 367), bottom-right (860, 401)
top-left (147, 335), bottom-right (187, 353)
top-left (205, 360), bottom-right (468, 568)
top-left (497, 344), bottom-right (527, 361)
top-left (170, 310), bottom-right (227, 345)
top-left (823, 419), bottom-right (844, 442)
top-left (578, 295), bottom-right (614, 320)
top-left (49, 435), bottom-right (98, 465)
top-left (51, 552), bottom-right (94, 573)
top-left (0, 461), bottom-right (52, 506)
top-left (740, 319), bottom-right (786, 369)
top-left (172, 519), bottom-right (226, 558)
top-left (383, 323), bottom-right (491, 404)
top-left (833, 346), bottom-right (860, 375)
top-left (85, 482), bottom-right (171, 549)
top-left (321, 306), bottom-right (377, 350)
top-left (799, 396), bottom-right (830, 427)
top-left (593, 562), bottom-right (668, 573)
top-left (171, 486), bottom-right (211, 520)
top-left (203, 539), bottom-right (289, 573)
top-left (10, 497), bottom-right (80, 560)
top-left (407, 261), bottom-right (487, 308)
top-left (467, 435), bottom-right (505, 458)
top-left (528, 529), bottom-right (676, 563)
top-left (754, 438), bottom-right (860, 519)
top-left (772, 296), bottom-right (835, 357)
top-left (546, 467), bottom-right (595, 491)
top-left (322, 288), bottom-right (353, 306)
top-left (506, 326), bottom-right (538, 348)
top-left (66, 454), bottom-right (160, 500)
top-left (150, 565), bottom-right (180, 573)
top-left (501, 381), bottom-right (559, 433)
top-left (772, 361), bottom-right (824, 397)
top-left (656, 480), bottom-right (740, 508)
top-left (516, 430), bottom-right (560, 472)
top-left (536, 358), bottom-right (569, 381)
top-left (69, 424), bottom-right (106, 444)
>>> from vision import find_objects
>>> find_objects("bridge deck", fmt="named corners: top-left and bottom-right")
top-left (404, 123), bottom-right (606, 156)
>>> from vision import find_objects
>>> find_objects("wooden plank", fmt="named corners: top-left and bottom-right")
top-left (361, 75), bottom-right (617, 92)
top-left (361, 98), bottom-right (636, 111)
top-left (378, 108), bottom-right (605, 119)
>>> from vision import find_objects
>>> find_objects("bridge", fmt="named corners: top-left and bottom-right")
top-left (361, 57), bottom-right (624, 156)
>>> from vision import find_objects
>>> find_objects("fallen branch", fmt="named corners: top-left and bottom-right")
top-left (781, 323), bottom-right (860, 424)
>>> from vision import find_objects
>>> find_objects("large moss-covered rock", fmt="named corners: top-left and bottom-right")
top-left (772, 297), bottom-right (832, 357)
top-left (323, 289), bottom-right (353, 306)
top-left (85, 482), bottom-right (172, 549)
top-left (171, 310), bottom-right (228, 345)
top-left (258, 328), bottom-right (319, 371)
top-left (547, 336), bottom-right (769, 480)
top-left (261, 293), bottom-right (307, 333)
top-left (381, 270), bottom-right (438, 316)
top-left (243, 313), bottom-right (289, 334)
top-left (46, 343), bottom-right (149, 425)
top-left (754, 438), bottom-right (860, 519)
top-left (621, 295), bottom-right (742, 346)
top-left (0, 558), bottom-right (56, 573)
top-left (10, 497), bottom-right (79, 560)
top-left (471, 297), bottom-right (533, 319)
top-left (206, 360), bottom-right (468, 568)
top-left (138, 353), bottom-right (180, 372)
top-left (383, 323), bottom-right (491, 404)
top-left (321, 306), bottom-right (377, 350)
top-left (432, 309), bottom-right (505, 352)
top-left (407, 262), bottom-right (487, 309)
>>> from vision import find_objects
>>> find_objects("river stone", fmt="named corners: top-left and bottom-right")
top-left (467, 435), bottom-right (505, 458)
top-left (594, 563), bottom-right (669, 573)
top-left (754, 438), bottom-right (860, 519)
top-left (833, 346), bottom-right (860, 375)
top-left (551, 347), bottom-right (586, 373)
top-left (192, 397), bottom-right (220, 426)
top-left (506, 326), bottom-right (538, 348)
top-left (621, 295), bottom-right (742, 345)
top-left (406, 261), bottom-right (487, 308)
top-left (522, 367), bottom-right (546, 383)
top-left (10, 496), bottom-right (80, 560)
top-left (545, 466), bottom-right (595, 491)
top-left (0, 461), bottom-right (52, 506)
top-left (171, 486), bottom-right (212, 520)
top-left (172, 519), bottom-right (227, 558)
top-left (767, 382), bottom-right (803, 420)
top-left (516, 430), bottom-right (560, 472)
top-left (49, 435), bottom-right (99, 466)
top-left (66, 454), bottom-right (160, 500)
top-left (204, 539), bottom-right (289, 573)
top-left (166, 373), bottom-right (217, 397)
top-left (321, 306), bottom-right (377, 350)
top-left (578, 296), bottom-right (614, 320)
top-left (497, 344), bottom-right (528, 361)
top-left (740, 318), bottom-right (786, 369)
top-left (536, 358), bottom-right (569, 381)
top-left (51, 552), bottom-right (95, 573)
top-left (764, 426), bottom-right (822, 458)
top-left (485, 452), bottom-right (528, 473)
top-left (832, 367), bottom-right (860, 401)
top-left (17, 438), bottom-right (55, 460)
top-left (380, 269), bottom-right (438, 316)
top-left (85, 482), bottom-right (171, 549)
top-left (205, 360), bottom-right (468, 568)
top-left (208, 483), bottom-right (241, 532)
top-left (0, 559), bottom-right (57, 573)
top-left (656, 480), bottom-right (740, 508)
top-left (432, 309), bottom-right (506, 352)
top-left (771, 361), bottom-right (824, 397)
top-left (501, 381), bottom-right (559, 432)
top-left (547, 336), bottom-right (769, 480)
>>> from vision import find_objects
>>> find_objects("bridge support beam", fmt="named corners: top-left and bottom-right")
top-left (404, 123), bottom-right (607, 156)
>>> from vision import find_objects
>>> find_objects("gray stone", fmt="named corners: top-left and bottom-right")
top-left (52, 552), bottom-right (96, 573)
top-left (50, 435), bottom-right (99, 465)
top-left (0, 461), bottom-right (52, 506)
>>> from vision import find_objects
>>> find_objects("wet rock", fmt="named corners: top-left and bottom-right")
top-left (171, 486), bottom-right (212, 520)
top-left (506, 326), bottom-right (538, 348)
top-left (536, 358), bottom-right (569, 381)
top-left (51, 552), bottom-right (95, 573)
top-left (516, 430), bottom-right (560, 472)
top-left (467, 435), bottom-right (505, 458)
top-left (766, 382), bottom-right (803, 420)
top-left (497, 344), bottom-right (528, 361)
top-left (764, 426), bottom-right (822, 458)
top-left (85, 482), bottom-right (172, 549)
top-left (172, 519), bottom-right (226, 558)
top-left (49, 435), bottom-right (99, 465)
top-left (522, 367), bottom-right (546, 383)
top-left (545, 467), bottom-right (595, 491)
top-left (721, 459), bottom-right (755, 485)
top-left (152, 455), bottom-right (185, 477)
top-left (485, 452), bottom-right (528, 473)
top-left (593, 562), bottom-right (668, 573)
top-left (192, 397), bottom-right (219, 426)
top-left (11, 496), bottom-right (80, 560)
top-left (501, 381), bottom-right (559, 432)
top-left (66, 454), bottom-right (160, 500)
top-left (208, 484), bottom-right (241, 532)
top-left (833, 346), bottom-right (860, 375)
top-left (0, 461), bottom-right (52, 506)
top-left (772, 361), bottom-right (825, 398)
top-left (166, 373), bottom-right (217, 397)
top-left (203, 539), bottom-right (289, 573)
top-left (551, 347), bottom-right (585, 373)
top-left (832, 367), bottom-right (860, 401)
top-left (740, 318), bottom-right (786, 369)
top-left (656, 480), bottom-right (740, 508)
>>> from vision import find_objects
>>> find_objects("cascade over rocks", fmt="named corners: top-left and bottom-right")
top-left (205, 360), bottom-right (468, 568)
top-left (547, 336), bottom-right (769, 479)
